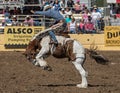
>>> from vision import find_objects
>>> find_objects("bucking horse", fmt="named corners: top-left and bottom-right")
top-left (23, 29), bottom-right (108, 88)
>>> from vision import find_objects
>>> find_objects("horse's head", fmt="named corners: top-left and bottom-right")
top-left (23, 39), bottom-right (41, 62)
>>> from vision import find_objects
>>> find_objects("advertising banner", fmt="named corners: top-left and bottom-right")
top-left (117, 0), bottom-right (120, 3)
top-left (105, 26), bottom-right (120, 46)
top-left (4, 26), bottom-right (44, 48)
top-left (107, 0), bottom-right (120, 3)
top-left (107, 0), bottom-right (116, 3)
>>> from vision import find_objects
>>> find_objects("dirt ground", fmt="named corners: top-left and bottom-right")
top-left (0, 51), bottom-right (120, 93)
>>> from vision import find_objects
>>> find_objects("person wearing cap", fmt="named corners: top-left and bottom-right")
top-left (91, 8), bottom-right (101, 28)
top-left (23, 15), bottom-right (34, 26)
top-left (11, 15), bottom-right (19, 26)
top-left (5, 16), bottom-right (12, 26)
top-left (64, 7), bottom-right (72, 16)
top-left (59, 8), bottom-right (66, 18)
top-left (91, 5), bottom-right (100, 13)
top-left (31, 5), bottom-right (67, 46)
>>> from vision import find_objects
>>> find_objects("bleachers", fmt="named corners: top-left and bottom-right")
top-left (0, 0), bottom-right (24, 9)
top-left (0, 14), bottom-right (4, 33)
top-left (0, 1), bottom-right (118, 33)
top-left (0, 14), bottom-right (5, 25)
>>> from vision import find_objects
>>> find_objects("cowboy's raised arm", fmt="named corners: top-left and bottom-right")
top-left (51, 21), bottom-right (63, 29)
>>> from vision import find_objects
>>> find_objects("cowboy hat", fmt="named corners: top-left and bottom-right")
top-left (43, 5), bottom-right (52, 11)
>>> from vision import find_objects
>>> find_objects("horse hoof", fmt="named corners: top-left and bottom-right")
top-left (32, 59), bottom-right (36, 64)
top-left (76, 84), bottom-right (87, 88)
top-left (42, 66), bottom-right (52, 71)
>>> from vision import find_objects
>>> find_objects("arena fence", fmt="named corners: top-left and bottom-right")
top-left (0, 26), bottom-right (120, 51)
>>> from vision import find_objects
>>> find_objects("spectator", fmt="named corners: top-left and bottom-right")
top-left (11, 15), bottom-right (19, 26)
top-left (78, 19), bottom-right (85, 33)
top-left (49, 0), bottom-right (54, 6)
top-left (91, 5), bottom-right (95, 12)
top-left (67, 0), bottom-right (74, 9)
top-left (4, 9), bottom-right (10, 18)
top-left (76, 0), bottom-right (80, 2)
top-left (82, 9), bottom-right (90, 23)
top-left (91, 8), bottom-right (101, 27)
top-left (64, 7), bottom-right (72, 16)
top-left (59, 0), bottom-right (65, 9)
top-left (24, 15), bottom-right (34, 26)
top-left (67, 17), bottom-right (77, 34)
top-left (1, 19), bottom-right (6, 26)
top-left (110, 4), bottom-right (117, 16)
top-left (13, 7), bottom-right (18, 15)
top-left (74, 1), bottom-right (81, 14)
top-left (116, 4), bottom-right (120, 14)
top-left (109, 15), bottom-right (120, 26)
top-left (42, 0), bottom-right (49, 6)
top-left (60, 8), bottom-right (67, 18)
top-left (52, 0), bottom-right (61, 11)
top-left (5, 16), bottom-right (12, 26)
top-left (65, 15), bottom-right (72, 23)
top-left (84, 18), bottom-right (96, 34)
top-left (17, 7), bottom-right (21, 14)
top-left (98, 17), bottom-right (105, 30)
top-left (82, 4), bottom-right (86, 11)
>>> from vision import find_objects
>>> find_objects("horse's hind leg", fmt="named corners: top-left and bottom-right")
top-left (72, 58), bottom-right (88, 88)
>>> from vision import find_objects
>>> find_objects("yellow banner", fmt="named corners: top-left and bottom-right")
top-left (105, 26), bottom-right (120, 46)
top-left (4, 26), bottom-right (44, 45)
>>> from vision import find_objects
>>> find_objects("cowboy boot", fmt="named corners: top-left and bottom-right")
top-left (49, 31), bottom-right (58, 46)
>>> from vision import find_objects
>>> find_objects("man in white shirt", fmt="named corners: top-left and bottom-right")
top-left (91, 8), bottom-right (101, 27)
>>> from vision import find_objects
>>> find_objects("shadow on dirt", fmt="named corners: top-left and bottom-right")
top-left (37, 83), bottom-right (113, 88)
top-left (38, 83), bottom-right (77, 87)
top-left (88, 84), bottom-right (113, 87)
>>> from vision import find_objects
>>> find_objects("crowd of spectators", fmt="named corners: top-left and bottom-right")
top-left (1, 0), bottom-right (120, 34)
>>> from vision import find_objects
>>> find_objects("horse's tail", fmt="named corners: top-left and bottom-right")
top-left (85, 45), bottom-right (109, 65)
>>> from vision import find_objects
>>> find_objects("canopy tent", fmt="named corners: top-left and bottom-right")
top-left (107, 0), bottom-right (120, 3)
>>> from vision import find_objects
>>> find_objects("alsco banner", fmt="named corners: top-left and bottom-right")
top-left (105, 26), bottom-right (120, 46)
top-left (4, 26), bottom-right (44, 45)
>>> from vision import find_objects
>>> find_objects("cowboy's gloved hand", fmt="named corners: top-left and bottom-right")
top-left (51, 25), bottom-right (57, 30)
top-left (30, 10), bottom-right (35, 14)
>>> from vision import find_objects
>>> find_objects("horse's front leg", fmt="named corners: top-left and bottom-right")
top-left (35, 47), bottom-right (52, 71)
top-left (72, 57), bottom-right (88, 88)
top-left (34, 58), bottom-right (52, 71)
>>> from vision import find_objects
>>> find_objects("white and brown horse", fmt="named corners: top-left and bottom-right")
top-left (24, 34), bottom-right (108, 88)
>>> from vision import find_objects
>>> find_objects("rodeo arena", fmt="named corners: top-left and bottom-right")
top-left (0, 0), bottom-right (120, 93)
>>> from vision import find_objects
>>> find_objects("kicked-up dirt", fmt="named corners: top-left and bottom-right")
top-left (0, 51), bottom-right (120, 93)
